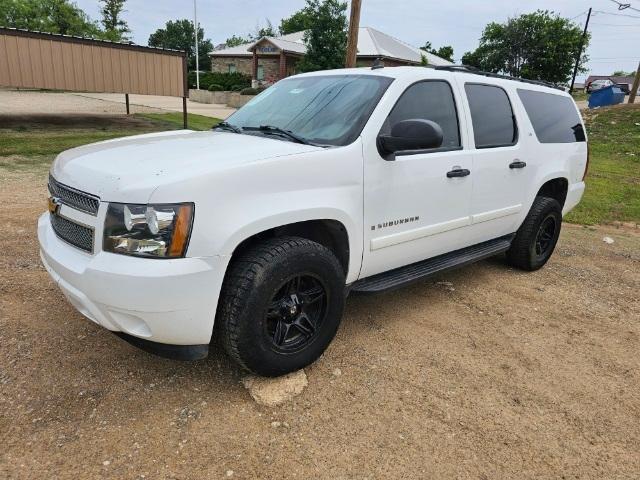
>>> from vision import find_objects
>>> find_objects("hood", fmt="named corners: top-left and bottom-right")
top-left (51, 130), bottom-right (321, 203)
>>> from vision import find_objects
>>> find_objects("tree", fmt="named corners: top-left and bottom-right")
top-left (99, 0), bottom-right (129, 41)
top-left (612, 70), bottom-right (635, 77)
top-left (297, 0), bottom-right (348, 73)
top-left (279, 9), bottom-right (312, 35)
top-left (0, 0), bottom-right (101, 37)
top-left (461, 10), bottom-right (589, 84)
top-left (253, 19), bottom-right (276, 39)
top-left (225, 35), bottom-right (249, 47)
top-left (422, 42), bottom-right (454, 63)
top-left (148, 19), bottom-right (213, 71)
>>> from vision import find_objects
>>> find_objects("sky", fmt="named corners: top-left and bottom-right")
top-left (75, 0), bottom-right (640, 81)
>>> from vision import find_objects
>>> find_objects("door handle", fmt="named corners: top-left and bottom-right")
top-left (447, 167), bottom-right (471, 178)
top-left (509, 160), bottom-right (527, 169)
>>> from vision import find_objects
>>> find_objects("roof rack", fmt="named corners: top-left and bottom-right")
top-left (433, 65), bottom-right (565, 91)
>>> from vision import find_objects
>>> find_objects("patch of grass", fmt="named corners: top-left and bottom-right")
top-left (137, 112), bottom-right (221, 131)
top-left (565, 104), bottom-right (640, 225)
top-left (571, 90), bottom-right (588, 102)
top-left (0, 112), bottom-right (220, 173)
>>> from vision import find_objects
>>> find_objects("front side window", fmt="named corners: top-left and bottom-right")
top-left (517, 89), bottom-right (586, 143)
top-left (381, 80), bottom-right (461, 150)
top-left (225, 75), bottom-right (393, 146)
top-left (465, 84), bottom-right (517, 148)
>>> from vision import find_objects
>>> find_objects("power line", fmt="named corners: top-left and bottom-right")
top-left (594, 10), bottom-right (640, 18)
top-left (608, 0), bottom-right (640, 13)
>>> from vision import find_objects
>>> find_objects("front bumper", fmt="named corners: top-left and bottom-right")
top-left (38, 213), bottom-right (229, 351)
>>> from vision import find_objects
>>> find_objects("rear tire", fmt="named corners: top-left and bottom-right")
top-left (507, 196), bottom-right (562, 271)
top-left (217, 236), bottom-right (345, 377)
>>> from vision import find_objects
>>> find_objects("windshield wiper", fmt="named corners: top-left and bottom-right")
top-left (243, 125), bottom-right (316, 146)
top-left (214, 121), bottom-right (243, 134)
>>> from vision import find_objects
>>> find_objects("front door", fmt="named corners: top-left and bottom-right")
top-left (360, 79), bottom-right (475, 279)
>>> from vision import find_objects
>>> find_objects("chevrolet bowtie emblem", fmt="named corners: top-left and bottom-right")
top-left (48, 196), bottom-right (61, 215)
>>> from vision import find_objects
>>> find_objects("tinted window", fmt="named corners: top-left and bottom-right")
top-left (465, 84), bottom-right (517, 148)
top-left (517, 89), bottom-right (586, 143)
top-left (382, 81), bottom-right (461, 149)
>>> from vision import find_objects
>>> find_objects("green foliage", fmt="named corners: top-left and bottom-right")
top-left (187, 71), bottom-right (251, 91)
top-left (0, 0), bottom-right (102, 37)
top-left (240, 87), bottom-right (258, 95)
top-left (279, 9), bottom-right (312, 35)
top-left (253, 19), bottom-right (275, 38)
top-left (138, 113), bottom-right (220, 131)
top-left (225, 35), bottom-right (248, 47)
top-left (296, 0), bottom-right (348, 73)
top-left (148, 19), bottom-right (213, 71)
top-left (612, 70), bottom-right (636, 77)
top-left (420, 54), bottom-right (429, 66)
top-left (99, 0), bottom-right (129, 41)
top-left (565, 106), bottom-right (640, 225)
top-left (207, 83), bottom-right (224, 92)
top-left (421, 42), bottom-right (454, 63)
top-left (461, 10), bottom-right (588, 84)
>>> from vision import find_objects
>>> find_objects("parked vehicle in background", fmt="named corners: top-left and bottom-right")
top-left (39, 65), bottom-right (588, 376)
top-left (587, 79), bottom-right (614, 93)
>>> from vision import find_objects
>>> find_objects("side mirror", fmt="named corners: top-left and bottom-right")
top-left (377, 119), bottom-right (444, 158)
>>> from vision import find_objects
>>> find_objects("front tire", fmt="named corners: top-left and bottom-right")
top-left (217, 237), bottom-right (345, 377)
top-left (507, 196), bottom-right (563, 271)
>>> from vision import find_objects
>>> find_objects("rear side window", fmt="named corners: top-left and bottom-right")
top-left (383, 80), bottom-right (461, 150)
top-left (517, 89), bottom-right (586, 143)
top-left (465, 84), bottom-right (517, 148)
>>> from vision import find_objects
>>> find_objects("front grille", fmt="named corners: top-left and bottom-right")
top-left (48, 175), bottom-right (100, 216)
top-left (50, 214), bottom-right (94, 253)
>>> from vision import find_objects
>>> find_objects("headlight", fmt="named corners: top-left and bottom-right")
top-left (103, 203), bottom-right (194, 258)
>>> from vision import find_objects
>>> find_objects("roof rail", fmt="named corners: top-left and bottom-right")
top-left (433, 65), bottom-right (565, 91)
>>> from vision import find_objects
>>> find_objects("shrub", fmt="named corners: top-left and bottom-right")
top-left (231, 84), bottom-right (244, 92)
top-left (240, 87), bottom-right (259, 95)
top-left (188, 71), bottom-right (252, 91)
top-left (207, 83), bottom-right (224, 91)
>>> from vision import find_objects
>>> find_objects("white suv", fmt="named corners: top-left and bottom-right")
top-left (38, 66), bottom-right (588, 376)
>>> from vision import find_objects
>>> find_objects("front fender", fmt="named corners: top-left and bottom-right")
top-left (220, 207), bottom-right (361, 284)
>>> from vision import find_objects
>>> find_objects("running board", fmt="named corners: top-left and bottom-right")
top-left (351, 235), bottom-right (514, 294)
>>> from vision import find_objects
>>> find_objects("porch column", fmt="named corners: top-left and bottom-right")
top-left (252, 51), bottom-right (258, 80)
top-left (279, 52), bottom-right (287, 79)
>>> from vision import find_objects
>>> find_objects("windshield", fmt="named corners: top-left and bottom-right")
top-left (224, 74), bottom-right (393, 146)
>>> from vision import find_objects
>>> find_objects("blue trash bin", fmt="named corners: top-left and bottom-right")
top-left (588, 85), bottom-right (626, 108)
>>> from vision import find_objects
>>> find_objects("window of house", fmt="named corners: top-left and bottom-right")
top-left (517, 89), bottom-right (586, 143)
top-left (465, 84), bottom-right (517, 148)
top-left (381, 80), bottom-right (461, 150)
top-left (228, 64), bottom-right (237, 73)
top-left (257, 65), bottom-right (265, 81)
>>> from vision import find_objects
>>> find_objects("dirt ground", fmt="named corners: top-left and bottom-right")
top-left (1, 169), bottom-right (639, 480)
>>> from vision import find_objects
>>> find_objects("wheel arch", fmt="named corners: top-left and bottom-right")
top-left (536, 176), bottom-right (569, 208)
top-left (222, 212), bottom-right (357, 280)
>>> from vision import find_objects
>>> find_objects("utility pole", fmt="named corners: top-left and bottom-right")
top-left (629, 61), bottom-right (640, 104)
top-left (570, 7), bottom-right (592, 94)
top-left (194, 0), bottom-right (200, 90)
top-left (345, 0), bottom-right (362, 68)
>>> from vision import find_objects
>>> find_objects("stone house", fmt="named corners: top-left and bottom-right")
top-left (210, 28), bottom-right (453, 84)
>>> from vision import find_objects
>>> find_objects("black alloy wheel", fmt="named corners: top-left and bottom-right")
top-left (266, 274), bottom-right (328, 353)
top-left (534, 215), bottom-right (558, 258)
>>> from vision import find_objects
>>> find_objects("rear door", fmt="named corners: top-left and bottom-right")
top-left (461, 82), bottom-right (531, 239)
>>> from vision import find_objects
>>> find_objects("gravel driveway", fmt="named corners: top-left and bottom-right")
top-left (1, 170), bottom-right (639, 479)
